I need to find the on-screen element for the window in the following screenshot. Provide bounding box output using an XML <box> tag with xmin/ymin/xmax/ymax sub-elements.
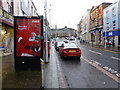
<box><xmin>28</xmin><ymin>0</ymin><xmax>29</xmax><ymax>8</ymax></box>
<box><xmin>106</xmin><ymin>10</ymin><xmax>109</xmax><ymax>20</ymax></box>
<box><xmin>7</xmin><ymin>1</ymin><xmax>12</xmax><ymax>14</ymax></box>
<box><xmin>112</xmin><ymin>7</ymin><xmax>116</xmax><ymax>17</ymax></box>
<box><xmin>106</xmin><ymin>23</ymin><xmax>110</xmax><ymax>30</ymax></box>
<box><xmin>31</xmin><ymin>6</ymin><xmax>33</xmax><ymax>15</ymax></box>
<box><xmin>106</xmin><ymin>26</ymin><xmax>109</xmax><ymax>30</ymax></box>
<box><xmin>112</xmin><ymin>20</ymin><xmax>116</xmax><ymax>29</ymax></box>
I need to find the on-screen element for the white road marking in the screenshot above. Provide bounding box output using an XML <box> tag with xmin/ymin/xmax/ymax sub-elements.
<box><xmin>111</xmin><ymin>57</ymin><xmax>120</xmax><ymax>61</ymax></box>
<box><xmin>89</xmin><ymin>50</ymin><xmax>102</xmax><ymax>55</ymax></box>
<box><xmin>81</xmin><ymin>56</ymin><xmax>83</xmax><ymax>58</ymax></box>
<box><xmin>116</xmin><ymin>74</ymin><xmax>120</xmax><ymax>77</ymax></box>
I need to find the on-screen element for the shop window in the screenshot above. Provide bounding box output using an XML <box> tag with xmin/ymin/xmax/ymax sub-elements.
<box><xmin>91</xmin><ymin>33</ymin><xmax>95</xmax><ymax>42</ymax></box>
<box><xmin>118</xmin><ymin>36</ymin><xmax>120</xmax><ymax>45</ymax></box>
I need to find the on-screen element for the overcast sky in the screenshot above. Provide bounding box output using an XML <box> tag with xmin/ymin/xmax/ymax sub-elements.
<box><xmin>33</xmin><ymin>0</ymin><xmax>118</xmax><ymax>30</ymax></box>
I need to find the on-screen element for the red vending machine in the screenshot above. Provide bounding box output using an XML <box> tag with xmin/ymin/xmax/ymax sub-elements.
<box><xmin>14</xmin><ymin>16</ymin><xmax>44</xmax><ymax>71</ymax></box>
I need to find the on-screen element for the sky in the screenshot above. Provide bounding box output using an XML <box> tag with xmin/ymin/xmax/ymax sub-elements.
<box><xmin>33</xmin><ymin>0</ymin><xmax>118</xmax><ymax>30</ymax></box>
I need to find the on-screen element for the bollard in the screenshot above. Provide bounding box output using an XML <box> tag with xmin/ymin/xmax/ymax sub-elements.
<box><xmin>40</xmin><ymin>58</ymin><xmax>45</xmax><ymax>88</ymax></box>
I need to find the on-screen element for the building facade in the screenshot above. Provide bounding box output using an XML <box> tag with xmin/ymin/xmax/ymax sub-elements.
<box><xmin>89</xmin><ymin>3</ymin><xmax>112</xmax><ymax>46</ymax></box>
<box><xmin>13</xmin><ymin>0</ymin><xmax>38</xmax><ymax>16</ymax></box>
<box><xmin>77</xmin><ymin>20</ymin><xmax>82</xmax><ymax>40</ymax></box>
<box><xmin>51</xmin><ymin>26</ymin><xmax>77</xmax><ymax>38</ymax></box>
<box><xmin>103</xmin><ymin>1</ymin><xmax>120</xmax><ymax>47</ymax></box>
<box><xmin>80</xmin><ymin>9</ymin><xmax>91</xmax><ymax>43</ymax></box>
<box><xmin>0</xmin><ymin>0</ymin><xmax>14</xmax><ymax>52</ymax></box>
<box><xmin>0</xmin><ymin>0</ymin><xmax>38</xmax><ymax>53</ymax></box>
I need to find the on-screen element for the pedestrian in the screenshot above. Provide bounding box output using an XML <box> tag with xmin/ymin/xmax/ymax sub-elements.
<box><xmin>109</xmin><ymin>40</ymin><xmax>112</xmax><ymax>47</ymax></box>
<box><xmin>83</xmin><ymin>40</ymin><xmax>85</xmax><ymax>44</ymax></box>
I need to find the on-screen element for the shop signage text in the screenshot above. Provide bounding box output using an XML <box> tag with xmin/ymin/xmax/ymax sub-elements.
<box><xmin>103</xmin><ymin>30</ymin><xmax>120</xmax><ymax>37</ymax></box>
<box><xmin>0</xmin><ymin>8</ymin><xmax>14</xmax><ymax>25</ymax></box>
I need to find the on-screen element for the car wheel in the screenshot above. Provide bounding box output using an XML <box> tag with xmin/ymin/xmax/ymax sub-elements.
<box><xmin>77</xmin><ymin>57</ymin><xmax>81</xmax><ymax>61</ymax></box>
<box><xmin>61</xmin><ymin>55</ymin><xmax>64</xmax><ymax>59</ymax></box>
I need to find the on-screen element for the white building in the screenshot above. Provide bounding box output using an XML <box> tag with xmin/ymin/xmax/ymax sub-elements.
<box><xmin>14</xmin><ymin>0</ymin><xmax>38</xmax><ymax>16</ymax></box>
<box><xmin>103</xmin><ymin>0</ymin><xmax>120</xmax><ymax>47</ymax></box>
<box><xmin>51</xmin><ymin>26</ymin><xmax>77</xmax><ymax>38</ymax></box>
<box><xmin>80</xmin><ymin>9</ymin><xmax>91</xmax><ymax>43</ymax></box>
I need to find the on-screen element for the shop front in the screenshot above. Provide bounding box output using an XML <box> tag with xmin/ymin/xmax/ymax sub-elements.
<box><xmin>0</xmin><ymin>8</ymin><xmax>14</xmax><ymax>53</ymax></box>
<box><xmin>89</xmin><ymin>30</ymin><xmax>96</xmax><ymax>42</ymax></box>
<box><xmin>102</xmin><ymin>30</ymin><xmax>120</xmax><ymax>47</ymax></box>
<box><xmin>89</xmin><ymin>30</ymin><xmax>96</xmax><ymax>46</ymax></box>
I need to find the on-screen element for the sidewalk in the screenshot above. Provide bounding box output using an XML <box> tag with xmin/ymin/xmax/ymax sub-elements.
<box><xmin>44</xmin><ymin>45</ymin><xmax>68</xmax><ymax>88</ymax></box>
<box><xmin>79</xmin><ymin>43</ymin><xmax>120</xmax><ymax>53</ymax></box>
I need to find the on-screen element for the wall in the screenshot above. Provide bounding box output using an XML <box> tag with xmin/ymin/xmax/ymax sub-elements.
<box><xmin>1</xmin><ymin>0</ymin><xmax>14</xmax><ymax>52</ymax></box>
<box><xmin>14</xmin><ymin>0</ymin><xmax>38</xmax><ymax>16</ymax></box>
<box><xmin>103</xmin><ymin>2</ymin><xmax>118</xmax><ymax>32</ymax></box>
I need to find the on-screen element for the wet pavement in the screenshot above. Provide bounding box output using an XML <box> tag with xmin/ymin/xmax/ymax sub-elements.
<box><xmin>44</xmin><ymin>44</ymin><xmax>68</xmax><ymax>88</ymax></box>
<box><xmin>2</xmin><ymin>54</ymin><xmax>42</xmax><ymax>89</ymax></box>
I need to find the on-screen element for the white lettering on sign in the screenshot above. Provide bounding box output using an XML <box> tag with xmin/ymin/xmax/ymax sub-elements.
<box><xmin>32</xmin><ymin>20</ymin><xmax>40</xmax><ymax>23</ymax></box>
<box><xmin>18</xmin><ymin>26</ymin><xmax>28</xmax><ymax>30</ymax></box>
<box><xmin>108</xmin><ymin>32</ymin><xmax>113</xmax><ymax>36</ymax></box>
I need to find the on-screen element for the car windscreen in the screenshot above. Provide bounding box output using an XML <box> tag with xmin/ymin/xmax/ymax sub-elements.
<box><xmin>64</xmin><ymin>44</ymin><xmax>77</xmax><ymax>49</ymax></box>
<box><xmin>57</xmin><ymin>42</ymin><xmax>64</xmax><ymax>46</ymax></box>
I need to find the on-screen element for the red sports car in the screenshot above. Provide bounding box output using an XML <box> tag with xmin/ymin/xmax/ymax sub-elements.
<box><xmin>59</xmin><ymin>43</ymin><xmax>81</xmax><ymax>60</ymax></box>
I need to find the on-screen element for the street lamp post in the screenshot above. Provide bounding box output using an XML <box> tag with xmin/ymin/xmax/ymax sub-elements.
<box><xmin>105</xmin><ymin>30</ymin><xmax>107</xmax><ymax>48</ymax></box>
<box><xmin>44</xmin><ymin>0</ymin><xmax>48</xmax><ymax>63</ymax></box>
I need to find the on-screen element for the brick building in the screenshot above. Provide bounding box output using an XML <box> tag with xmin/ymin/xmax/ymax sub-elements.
<box><xmin>89</xmin><ymin>3</ymin><xmax>112</xmax><ymax>46</ymax></box>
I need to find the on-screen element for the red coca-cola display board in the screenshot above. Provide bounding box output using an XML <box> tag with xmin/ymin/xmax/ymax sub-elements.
<box><xmin>14</xmin><ymin>16</ymin><xmax>43</xmax><ymax>58</ymax></box>
<box><xmin>14</xmin><ymin>16</ymin><xmax>43</xmax><ymax>71</ymax></box>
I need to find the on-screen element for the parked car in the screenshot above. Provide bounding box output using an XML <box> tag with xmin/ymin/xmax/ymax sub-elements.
<box><xmin>59</xmin><ymin>43</ymin><xmax>81</xmax><ymax>60</ymax></box>
<box><xmin>63</xmin><ymin>40</ymin><xmax>69</xmax><ymax>43</ymax></box>
<box><xmin>55</xmin><ymin>41</ymin><xmax>64</xmax><ymax>51</ymax></box>
<box><xmin>65</xmin><ymin>37</ymin><xmax>69</xmax><ymax>40</ymax></box>
<box><xmin>69</xmin><ymin>37</ymin><xmax>76</xmax><ymax>43</ymax></box>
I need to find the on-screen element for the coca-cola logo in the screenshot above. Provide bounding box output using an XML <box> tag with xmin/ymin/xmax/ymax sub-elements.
<box><xmin>32</xmin><ymin>20</ymin><xmax>40</xmax><ymax>23</ymax></box>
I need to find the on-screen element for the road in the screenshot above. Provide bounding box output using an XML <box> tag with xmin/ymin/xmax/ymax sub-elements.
<box><xmin>54</xmin><ymin>38</ymin><xmax>120</xmax><ymax>88</ymax></box>
<box><xmin>79</xmin><ymin>44</ymin><xmax>119</xmax><ymax>73</ymax></box>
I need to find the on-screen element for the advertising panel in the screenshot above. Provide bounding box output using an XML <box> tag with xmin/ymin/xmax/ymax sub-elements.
<box><xmin>14</xmin><ymin>16</ymin><xmax>43</xmax><ymax>58</ymax></box>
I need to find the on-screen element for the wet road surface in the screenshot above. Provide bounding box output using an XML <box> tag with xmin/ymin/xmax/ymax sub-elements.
<box><xmin>54</xmin><ymin>39</ymin><xmax>119</xmax><ymax>88</ymax></box>
<box><xmin>57</xmin><ymin>52</ymin><xmax>119</xmax><ymax>88</ymax></box>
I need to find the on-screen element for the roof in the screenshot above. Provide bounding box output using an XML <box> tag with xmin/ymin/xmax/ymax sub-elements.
<box><xmin>64</xmin><ymin>43</ymin><xmax>78</xmax><ymax>49</ymax></box>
